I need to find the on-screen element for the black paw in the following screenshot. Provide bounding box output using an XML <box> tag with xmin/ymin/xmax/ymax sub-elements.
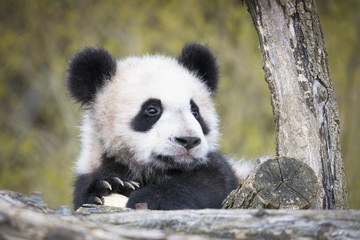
<box><xmin>88</xmin><ymin>177</ymin><xmax>140</xmax><ymax>205</ymax></box>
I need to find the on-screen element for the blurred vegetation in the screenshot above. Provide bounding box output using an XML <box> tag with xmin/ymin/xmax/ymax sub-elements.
<box><xmin>0</xmin><ymin>0</ymin><xmax>359</xmax><ymax>209</ymax></box>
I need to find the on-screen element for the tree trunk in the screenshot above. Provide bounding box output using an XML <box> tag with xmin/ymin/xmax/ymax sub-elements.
<box><xmin>244</xmin><ymin>0</ymin><xmax>348</xmax><ymax>209</ymax></box>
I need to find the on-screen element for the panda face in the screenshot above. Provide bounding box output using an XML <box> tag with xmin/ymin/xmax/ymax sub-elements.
<box><xmin>92</xmin><ymin>55</ymin><xmax>219</xmax><ymax>170</ymax></box>
<box><xmin>67</xmin><ymin>44</ymin><xmax>220</xmax><ymax>174</ymax></box>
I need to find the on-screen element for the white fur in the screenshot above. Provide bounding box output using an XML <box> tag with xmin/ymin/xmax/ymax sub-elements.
<box><xmin>75</xmin><ymin>113</ymin><xmax>102</xmax><ymax>174</ymax></box>
<box><xmin>75</xmin><ymin>55</ymin><xmax>219</xmax><ymax>176</ymax></box>
<box><xmin>227</xmin><ymin>157</ymin><xmax>255</xmax><ymax>181</ymax></box>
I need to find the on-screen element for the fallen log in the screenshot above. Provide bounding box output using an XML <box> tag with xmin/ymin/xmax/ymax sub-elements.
<box><xmin>1</xmin><ymin>189</ymin><xmax>359</xmax><ymax>240</ymax></box>
<box><xmin>223</xmin><ymin>157</ymin><xmax>318</xmax><ymax>209</ymax></box>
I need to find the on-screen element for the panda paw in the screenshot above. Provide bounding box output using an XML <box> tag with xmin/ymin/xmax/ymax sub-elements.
<box><xmin>90</xmin><ymin>177</ymin><xmax>140</xmax><ymax>205</ymax></box>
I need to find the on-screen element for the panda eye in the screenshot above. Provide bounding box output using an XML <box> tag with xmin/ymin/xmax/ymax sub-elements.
<box><xmin>145</xmin><ymin>105</ymin><xmax>160</xmax><ymax>117</ymax></box>
<box><xmin>191</xmin><ymin>108</ymin><xmax>199</xmax><ymax>119</ymax></box>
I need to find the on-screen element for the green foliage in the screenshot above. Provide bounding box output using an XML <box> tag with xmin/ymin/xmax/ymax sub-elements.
<box><xmin>0</xmin><ymin>0</ymin><xmax>358</xmax><ymax>208</ymax></box>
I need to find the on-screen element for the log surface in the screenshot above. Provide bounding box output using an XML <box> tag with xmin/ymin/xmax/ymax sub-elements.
<box><xmin>223</xmin><ymin>157</ymin><xmax>318</xmax><ymax>209</ymax></box>
<box><xmin>1</xmin><ymin>190</ymin><xmax>359</xmax><ymax>240</ymax></box>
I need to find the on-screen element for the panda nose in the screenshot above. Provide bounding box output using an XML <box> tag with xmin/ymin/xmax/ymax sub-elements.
<box><xmin>175</xmin><ymin>136</ymin><xmax>201</xmax><ymax>150</ymax></box>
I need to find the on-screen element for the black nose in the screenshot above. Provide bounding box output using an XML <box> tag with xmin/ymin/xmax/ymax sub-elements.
<box><xmin>175</xmin><ymin>136</ymin><xmax>201</xmax><ymax>150</ymax></box>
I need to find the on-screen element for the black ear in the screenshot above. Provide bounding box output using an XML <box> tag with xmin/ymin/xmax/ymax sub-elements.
<box><xmin>66</xmin><ymin>47</ymin><xmax>117</xmax><ymax>105</ymax></box>
<box><xmin>178</xmin><ymin>43</ymin><xmax>219</xmax><ymax>94</ymax></box>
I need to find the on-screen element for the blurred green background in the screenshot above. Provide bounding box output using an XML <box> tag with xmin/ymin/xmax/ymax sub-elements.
<box><xmin>0</xmin><ymin>0</ymin><xmax>359</xmax><ymax>209</ymax></box>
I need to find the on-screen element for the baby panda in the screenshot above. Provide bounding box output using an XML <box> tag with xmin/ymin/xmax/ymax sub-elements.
<box><xmin>67</xmin><ymin>43</ymin><xmax>239</xmax><ymax>210</ymax></box>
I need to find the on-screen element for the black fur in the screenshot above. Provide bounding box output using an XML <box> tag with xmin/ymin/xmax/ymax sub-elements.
<box><xmin>178</xmin><ymin>43</ymin><xmax>219</xmax><ymax>94</ymax></box>
<box><xmin>73</xmin><ymin>152</ymin><xmax>238</xmax><ymax>210</ymax></box>
<box><xmin>131</xmin><ymin>98</ymin><xmax>163</xmax><ymax>132</ymax></box>
<box><xmin>66</xmin><ymin>47</ymin><xmax>117</xmax><ymax>105</ymax></box>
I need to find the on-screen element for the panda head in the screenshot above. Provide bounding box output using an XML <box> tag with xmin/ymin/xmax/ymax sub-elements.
<box><xmin>67</xmin><ymin>43</ymin><xmax>220</xmax><ymax>171</ymax></box>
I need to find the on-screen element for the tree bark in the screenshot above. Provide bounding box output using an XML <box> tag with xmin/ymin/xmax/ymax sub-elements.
<box><xmin>1</xmin><ymin>190</ymin><xmax>359</xmax><ymax>240</ymax></box>
<box><xmin>244</xmin><ymin>0</ymin><xmax>348</xmax><ymax>209</ymax></box>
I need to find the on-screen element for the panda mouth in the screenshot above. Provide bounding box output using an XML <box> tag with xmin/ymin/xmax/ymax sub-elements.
<box><xmin>155</xmin><ymin>154</ymin><xmax>198</xmax><ymax>164</ymax></box>
<box><xmin>156</xmin><ymin>155</ymin><xmax>175</xmax><ymax>163</ymax></box>
<box><xmin>154</xmin><ymin>153</ymin><xmax>206</xmax><ymax>170</ymax></box>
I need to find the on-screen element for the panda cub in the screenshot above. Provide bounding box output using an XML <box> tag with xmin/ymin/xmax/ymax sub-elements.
<box><xmin>67</xmin><ymin>43</ymin><xmax>239</xmax><ymax>210</ymax></box>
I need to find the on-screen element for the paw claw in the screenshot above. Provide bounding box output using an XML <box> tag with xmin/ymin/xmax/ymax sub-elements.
<box><xmin>112</xmin><ymin>177</ymin><xmax>124</xmax><ymax>186</ymax></box>
<box><xmin>129</xmin><ymin>181</ymin><xmax>140</xmax><ymax>188</ymax></box>
<box><xmin>124</xmin><ymin>181</ymin><xmax>135</xmax><ymax>190</ymax></box>
<box><xmin>94</xmin><ymin>196</ymin><xmax>103</xmax><ymax>205</ymax></box>
<box><xmin>101</xmin><ymin>180</ymin><xmax>112</xmax><ymax>191</ymax></box>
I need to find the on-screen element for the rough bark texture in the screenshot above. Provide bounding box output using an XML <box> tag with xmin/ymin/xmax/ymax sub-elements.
<box><xmin>82</xmin><ymin>208</ymin><xmax>360</xmax><ymax>240</ymax></box>
<box><xmin>244</xmin><ymin>0</ymin><xmax>348</xmax><ymax>209</ymax></box>
<box><xmin>1</xmin><ymin>190</ymin><xmax>360</xmax><ymax>240</ymax></box>
<box><xmin>222</xmin><ymin>157</ymin><xmax>318</xmax><ymax>209</ymax></box>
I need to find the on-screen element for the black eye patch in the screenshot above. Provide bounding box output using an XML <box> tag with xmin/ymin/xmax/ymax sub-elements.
<box><xmin>190</xmin><ymin>100</ymin><xmax>210</xmax><ymax>135</ymax></box>
<box><xmin>131</xmin><ymin>98</ymin><xmax>163</xmax><ymax>132</ymax></box>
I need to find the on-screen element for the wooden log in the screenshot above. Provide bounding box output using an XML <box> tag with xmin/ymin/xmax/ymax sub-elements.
<box><xmin>1</xmin><ymin>190</ymin><xmax>359</xmax><ymax>240</ymax></box>
<box><xmin>223</xmin><ymin>157</ymin><xmax>318</xmax><ymax>209</ymax></box>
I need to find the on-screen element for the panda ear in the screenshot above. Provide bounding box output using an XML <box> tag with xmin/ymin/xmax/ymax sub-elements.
<box><xmin>178</xmin><ymin>43</ymin><xmax>219</xmax><ymax>94</ymax></box>
<box><xmin>66</xmin><ymin>47</ymin><xmax>117</xmax><ymax>105</ymax></box>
